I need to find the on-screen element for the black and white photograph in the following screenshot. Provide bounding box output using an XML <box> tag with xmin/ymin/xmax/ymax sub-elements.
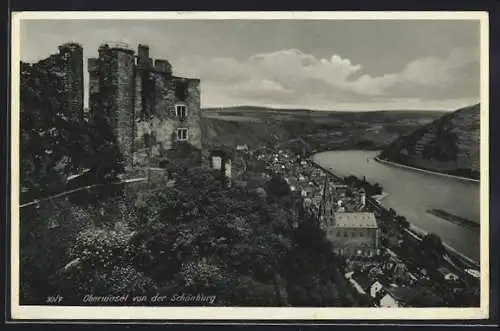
<box><xmin>10</xmin><ymin>11</ymin><xmax>489</xmax><ymax>320</ymax></box>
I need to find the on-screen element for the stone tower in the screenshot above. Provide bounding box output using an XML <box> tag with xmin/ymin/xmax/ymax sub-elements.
<box><xmin>88</xmin><ymin>42</ymin><xmax>202</xmax><ymax>168</ymax></box>
<box><xmin>34</xmin><ymin>42</ymin><xmax>84</xmax><ymax>121</ymax></box>
<box><xmin>89</xmin><ymin>42</ymin><xmax>136</xmax><ymax>166</ymax></box>
<box><xmin>57</xmin><ymin>42</ymin><xmax>84</xmax><ymax>121</ymax></box>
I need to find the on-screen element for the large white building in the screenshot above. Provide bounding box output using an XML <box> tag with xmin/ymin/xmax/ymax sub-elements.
<box><xmin>324</xmin><ymin>212</ymin><xmax>380</xmax><ymax>257</ymax></box>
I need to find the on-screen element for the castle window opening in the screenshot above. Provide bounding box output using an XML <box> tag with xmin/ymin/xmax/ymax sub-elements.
<box><xmin>175</xmin><ymin>81</ymin><xmax>189</xmax><ymax>101</ymax></box>
<box><xmin>176</xmin><ymin>128</ymin><xmax>188</xmax><ymax>141</ymax></box>
<box><xmin>175</xmin><ymin>104</ymin><xmax>187</xmax><ymax>118</ymax></box>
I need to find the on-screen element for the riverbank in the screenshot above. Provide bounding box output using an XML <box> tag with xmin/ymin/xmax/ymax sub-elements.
<box><xmin>404</xmin><ymin>221</ymin><xmax>479</xmax><ymax>268</ymax></box>
<box><xmin>374</xmin><ymin>156</ymin><xmax>479</xmax><ymax>184</ymax></box>
<box><xmin>372</xmin><ymin>192</ymin><xmax>389</xmax><ymax>202</ymax></box>
<box><xmin>427</xmin><ymin>209</ymin><xmax>479</xmax><ymax>231</ymax></box>
<box><xmin>311</xmin><ymin>153</ymin><xmax>479</xmax><ymax>267</ymax></box>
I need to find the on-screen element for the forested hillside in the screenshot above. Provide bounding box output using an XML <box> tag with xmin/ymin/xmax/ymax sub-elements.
<box><xmin>379</xmin><ymin>104</ymin><xmax>480</xmax><ymax>180</ymax></box>
<box><xmin>20</xmin><ymin>62</ymin><xmax>123</xmax><ymax>201</ymax></box>
<box><xmin>201</xmin><ymin>109</ymin><xmax>444</xmax><ymax>158</ymax></box>
<box><xmin>21</xmin><ymin>166</ymin><xmax>369</xmax><ymax>306</ymax></box>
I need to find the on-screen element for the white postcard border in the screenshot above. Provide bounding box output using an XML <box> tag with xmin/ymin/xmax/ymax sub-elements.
<box><xmin>10</xmin><ymin>11</ymin><xmax>490</xmax><ymax>321</ymax></box>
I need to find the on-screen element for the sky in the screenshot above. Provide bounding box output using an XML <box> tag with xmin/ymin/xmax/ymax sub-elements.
<box><xmin>19</xmin><ymin>19</ymin><xmax>481</xmax><ymax>111</ymax></box>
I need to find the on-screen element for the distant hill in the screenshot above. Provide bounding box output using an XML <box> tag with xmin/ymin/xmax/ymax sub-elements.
<box><xmin>203</xmin><ymin>105</ymin><xmax>445</xmax><ymax>114</ymax></box>
<box><xmin>378</xmin><ymin>104</ymin><xmax>480</xmax><ymax>180</ymax></box>
<box><xmin>201</xmin><ymin>107</ymin><xmax>445</xmax><ymax>163</ymax></box>
<box><xmin>203</xmin><ymin>106</ymin><xmax>445</xmax><ymax>123</ymax></box>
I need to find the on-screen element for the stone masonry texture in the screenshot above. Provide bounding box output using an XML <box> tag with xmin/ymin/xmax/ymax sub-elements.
<box><xmin>33</xmin><ymin>43</ymin><xmax>84</xmax><ymax>121</ymax></box>
<box><xmin>89</xmin><ymin>43</ymin><xmax>202</xmax><ymax>168</ymax></box>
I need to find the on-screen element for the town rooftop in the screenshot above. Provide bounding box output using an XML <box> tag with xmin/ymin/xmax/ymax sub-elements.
<box><xmin>334</xmin><ymin>212</ymin><xmax>378</xmax><ymax>228</ymax></box>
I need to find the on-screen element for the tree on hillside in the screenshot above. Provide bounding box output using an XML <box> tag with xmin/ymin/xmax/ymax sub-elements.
<box><xmin>344</xmin><ymin>175</ymin><xmax>359</xmax><ymax>187</ymax></box>
<box><xmin>88</xmin><ymin>113</ymin><xmax>125</xmax><ymax>180</ymax></box>
<box><xmin>281</xmin><ymin>217</ymin><xmax>348</xmax><ymax>306</ymax></box>
<box><xmin>371</xmin><ymin>183</ymin><xmax>383</xmax><ymax>195</ymax></box>
<box><xmin>41</xmin><ymin>165</ymin><xmax>350</xmax><ymax>306</ymax></box>
<box><xmin>265</xmin><ymin>175</ymin><xmax>291</xmax><ymax>202</ymax></box>
<box><xmin>420</xmin><ymin>233</ymin><xmax>445</xmax><ymax>269</ymax></box>
<box><xmin>20</xmin><ymin>63</ymin><xmax>125</xmax><ymax>197</ymax></box>
<box><xmin>128</xmin><ymin>167</ymin><xmax>298</xmax><ymax>305</ymax></box>
<box><xmin>394</xmin><ymin>215</ymin><xmax>410</xmax><ymax>230</ymax></box>
<box><xmin>20</xmin><ymin>64</ymin><xmax>69</xmax><ymax>195</ymax></box>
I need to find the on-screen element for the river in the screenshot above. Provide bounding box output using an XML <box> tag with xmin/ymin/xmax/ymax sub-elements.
<box><xmin>312</xmin><ymin>150</ymin><xmax>481</xmax><ymax>263</ymax></box>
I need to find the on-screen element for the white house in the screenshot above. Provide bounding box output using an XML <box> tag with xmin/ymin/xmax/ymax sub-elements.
<box><xmin>465</xmin><ymin>269</ymin><xmax>480</xmax><ymax>279</ymax></box>
<box><xmin>444</xmin><ymin>273</ymin><xmax>459</xmax><ymax>281</ymax></box>
<box><xmin>379</xmin><ymin>292</ymin><xmax>400</xmax><ymax>308</ymax></box>
<box><xmin>370</xmin><ymin>281</ymin><xmax>384</xmax><ymax>298</ymax></box>
<box><xmin>437</xmin><ymin>267</ymin><xmax>459</xmax><ymax>281</ymax></box>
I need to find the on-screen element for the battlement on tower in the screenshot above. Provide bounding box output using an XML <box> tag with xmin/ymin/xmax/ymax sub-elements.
<box><xmin>58</xmin><ymin>42</ymin><xmax>82</xmax><ymax>52</ymax></box>
<box><xmin>99</xmin><ymin>41</ymin><xmax>135</xmax><ymax>54</ymax></box>
<box><xmin>154</xmin><ymin>59</ymin><xmax>172</xmax><ymax>74</ymax></box>
<box><xmin>88</xmin><ymin>41</ymin><xmax>202</xmax><ymax>168</ymax></box>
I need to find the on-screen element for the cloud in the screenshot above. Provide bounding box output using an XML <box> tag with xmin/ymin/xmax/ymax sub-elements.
<box><xmin>175</xmin><ymin>46</ymin><xmax>479</xmax><ymax>110</ymax></box>
<box><xmin>351</xmin><ymin>47</ymin><xmax>479</xmax><ymax>98</ymax></box>
<box><xmin>19</xmin><ymin>19</ymin><xmax>480</xmax><ymax>111</ymax></box>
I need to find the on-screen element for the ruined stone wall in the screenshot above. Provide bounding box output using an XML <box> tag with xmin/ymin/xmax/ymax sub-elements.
<box><xmin>114</xmin><ymin>50</ymin><xmax>135</xmax><ymax>166</ymax></box>
<box><xmin>90</xmin><ymin>45</ymin><xmax>202</xmax><ymax>168</ymax></box>
<box><xmin>88</xmin><ymin>58</ymin><xmax>100</xmax><ymax>122</ymax></box>
<box><xmin>133</xmin><ymin>70</ymin><xmax>176</xmax><ymax>166</ymax></box>
<box><xmin>153</xmin><ymin>72</ymin><xmax>176</xmax><ymax>123</ymax></box>
<box><xmin>132</xmin><ymin>68</ymin><xmax>148</xmax><ymax>166</ymax></box>
<box><xmin>58</xmin><ymin>44</ymin><xmax>84</xmax><ymax>120</ymax></box>
<box><xmin>183</xmin><ymin>78</ymin><xmax>202</xmax><ymax>151</ymax></box>
<box><xmin>97</xmin><ymin>49</ymin><xmax>118</xmax><ymax>126</ymax></box>
<box><xmin>36</xmin><ymin>45</ymin><xmax>84</xmax><ymax>122</ymax></box>
<box><xmin>95</xmin><ymin>47</ymin><xmax>136</xmax><ymax>166</ymax></box>
<box><xmin>70</xmin><ymin>46</ymin><xmax>84</xmax><ymax>120</ymax></box>
<box><xmin>133</xmin><ymin>69</ymin><xmax>143</xmax><ymax>123</ymax></box>
<box><xmin>131</xmin><ymin>68</ymin><xmax>144</xmax><ymax>164</ymax></box>
<box><xmin>133</xmin><ymin>71</ymin><xmax>202</xmax><ymax>167</ymax></box>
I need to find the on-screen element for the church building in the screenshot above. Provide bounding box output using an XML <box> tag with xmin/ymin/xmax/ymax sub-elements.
<box><xmin>324</xmin><ymin>212</ymin><xmax>380</xmax><ymax>258</ymax></box>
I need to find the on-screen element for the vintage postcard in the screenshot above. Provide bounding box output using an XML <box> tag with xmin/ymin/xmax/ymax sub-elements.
<box><xmin>10</xmin><ymin>11</ymin><xmax>489</xmax><ymax>321</ymax></box>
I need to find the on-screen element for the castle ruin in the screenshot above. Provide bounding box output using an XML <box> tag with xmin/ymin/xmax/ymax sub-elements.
<box><xmin>88</xmin><ymin>42</ymin><xmax>202</xmax><ymax>167</ymax></box>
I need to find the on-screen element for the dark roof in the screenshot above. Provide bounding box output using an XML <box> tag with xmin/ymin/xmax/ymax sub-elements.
<box><xmin>352</xmin><ymin>272</ymin><xmax>376</xmax><ymax>291</ymax></box>
<box><xmin>209</xmin><ymin>149</ymin><xmax>230</xmax><ymax>158</ymax></box>
<box><xmin>385</xmin><ymin>286</ymin><xmax>420</xmax><ymax>304</ymax></box>
<box><xmin>385</xmin><ymin>286</ymin><xmax>443</xmax><ymax>306</ymax></box>
<box><xmin>437</xmin><ymin>267</ymin><xmax>458</xmax><ymax>279</ymax></box>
